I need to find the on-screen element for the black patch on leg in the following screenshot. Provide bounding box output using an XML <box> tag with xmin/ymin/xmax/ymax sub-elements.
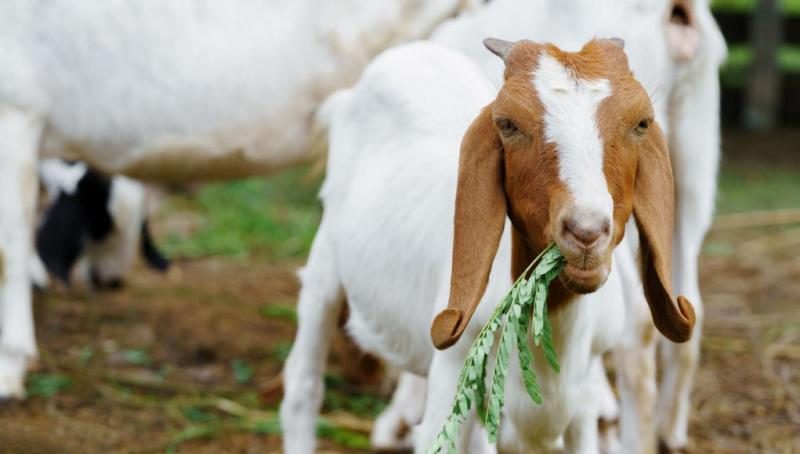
<box><xmin>140</xmin><ymin>219</ymin><xmax>169</xmax><ymax>271</ymax></box>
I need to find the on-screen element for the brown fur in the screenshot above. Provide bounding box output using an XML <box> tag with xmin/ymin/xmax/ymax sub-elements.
<box><xmin>431</xmin><ymin>39</ymin><xmax>695</xmax><ymax>349</ymax></box>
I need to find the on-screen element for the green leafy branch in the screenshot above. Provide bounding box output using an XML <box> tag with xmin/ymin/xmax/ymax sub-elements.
<box><xmin>429</xmin><ymin>244</ymin><xmax>565</xmax><ymax>453</ymax></box>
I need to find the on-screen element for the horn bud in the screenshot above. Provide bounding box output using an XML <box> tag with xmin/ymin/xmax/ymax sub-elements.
<box><xmin>483</xmin><ymin>37</ymin><xmax>514</xmax><ymax>61</ymax></box>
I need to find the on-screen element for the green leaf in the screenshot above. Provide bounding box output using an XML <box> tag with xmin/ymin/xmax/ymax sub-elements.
<box><xmin>485</xmin><ymin>317</ymin><xmax>515</xmax><ymax>442</ymax></box>
<box><xmin>542</xmin><ymin>306</ymin><xmax>560</xmax><ymax>373</ymax></box>
<box><xmin>515</xmin><ymin>306</ymin><xmax>543</xmax><ymax>405</ymax></box>
<box><xmin>519</xmin><ymin>278</ymin><xmax>535</xmax><ymax>305</ymax></box>
<box><xmin>532</xmin><ymin>281</ymin><xmax>547</xmax><ymax>342</ymax></box>
<box><xmin>429</xmin><ymin>243</ymin><xmax>565</xmax><ymax>452</ymax></box>
<box><xmin>473</xmin><ymin>351</ymin><xmax>488</xmax><ymax>421</ymax></box>
<box><xmin>26</xmin><ymin>373</ymin><xmax>72</xmax><ymax>398</ymax></box>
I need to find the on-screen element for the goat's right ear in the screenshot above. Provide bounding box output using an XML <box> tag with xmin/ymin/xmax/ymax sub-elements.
<box><xmin>633</xmin><ymin>122</ymin><xmax>696</xmax><ymax>343</ymax></box>
<box><xmin>431</xmin><ymin>103</ymin><xmax>506</xmax><ymax>349</ymax></box>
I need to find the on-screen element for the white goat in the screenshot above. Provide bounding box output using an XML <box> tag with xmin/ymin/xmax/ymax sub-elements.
<box><xmin>0</xmin><ymin>0</ymin><xmax>471</xmax><ymax>398</ymax></box>
<box><xmin>281</xmin><ymin>38</ymin><xmax>696</xmax><ymax>453</ymax></box>
<box><xmin>373</xmin><ymin>1</ymin><xmax>727</xmax><ymax>451</ymax></box>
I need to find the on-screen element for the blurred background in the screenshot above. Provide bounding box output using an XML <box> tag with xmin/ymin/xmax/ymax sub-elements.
<box><xmin>0</xmin><ymin>1</ymin><xmax>797</xmax><ymax>452</ymax></box>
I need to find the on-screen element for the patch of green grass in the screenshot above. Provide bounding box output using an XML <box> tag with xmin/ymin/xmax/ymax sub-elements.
<box><xmin>259</xmin><ymin>303</ymin><xmax>298</xmax><ymax>324</ymax></box>
<box><xmin>231</xmin><ymin>359</ymin><xmax>254</xmax><ymax>385</ymax></box>
<box><xmin>166</xmin><ymin>415</ymin><xmax>368</xmax><ymax>452</ymax></box>
<box><xmin>323</xmin><ymin>374</ymin><xmax>388</xmax><ymax>418</ymax></box>
<box><xmin>26</xmin><ymin>373</ymin><xmax>73</xmax><ymax>398</ymax></box>
<box><xmin>161</xmin><ymin>166</ymin><xmax>322</xmax><ymax>261</ymax></box>
<box><xmin>316</xmin><ymin>419</ymin><xmax>371</xmax><ymax>450</ymax></box>
<box><xmin>712</xmin><ymin>0</ymin><xmax>800</xmax><ymax>14</ymax></box>
<box><xmin>717</xmin><ymin>164</ymin><xmax>800</xmax><ymax>214</ymax></box>
<box><xmin>122</xmin><ymin>349</ymin><xmax>152</xmax><ymax>366</ymax></box>
<box><xmin>270</xmin><ymin>341</ymin><xmax>293</xmax><ymax>362</ymax></box>
<box><xmin>182</xmin><ymin>406</ymin><xmax>218</xmax><ymax>424</ymax></box>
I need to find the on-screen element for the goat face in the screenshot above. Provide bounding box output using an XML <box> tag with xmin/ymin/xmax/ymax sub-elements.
<box><xmin>431</xmin><ymin>38</ymin><xmax>695</xmax><ymax>349</ymax></box>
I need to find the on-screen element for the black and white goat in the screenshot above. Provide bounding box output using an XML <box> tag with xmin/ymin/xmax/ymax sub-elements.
<box><xmin>37</xmin><ymin>160</ymin><xmax>169</xmax><ymax>289</ymax></box>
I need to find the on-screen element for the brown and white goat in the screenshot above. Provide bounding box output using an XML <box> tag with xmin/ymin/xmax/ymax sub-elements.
<box><xmin>281</xmin><ymin>38</ymin><xmax>695</xmax><ymax>453</ymax></box>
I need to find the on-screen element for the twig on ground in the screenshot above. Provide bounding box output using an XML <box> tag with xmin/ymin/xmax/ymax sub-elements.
<box><xmin>712</xmin><ymin>208</ymin><xmax>800</xmax><ymax>231</ymax></box>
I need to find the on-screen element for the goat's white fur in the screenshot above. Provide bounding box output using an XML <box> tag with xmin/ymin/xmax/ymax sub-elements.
<box><xmin>280</xmin><ymin>40</ymin><xmax>631</xmax><ymax>453</ymax></box>
<box><xmin>371</xmin><ymin>372</ymin><xmax>427</xmax><ymax>449</ymax></box>
<box><xmin>368</xmin><ymin>1</ymin><xmax>726</xmax><ymax>451</ymax></box>
<box><xmin>85</xmin><ymin>175</ymin><xmax>147</xmax><ymax>285</ymax></box>
<box><xmin>0</xmin><ymin>0</ymin><xmax>466</xmax><ymax>398</ymax></box>
<box><xmin>0</xmin><ymin>108</ymin><xmax>41</xmax><ymax>398</ymax></box>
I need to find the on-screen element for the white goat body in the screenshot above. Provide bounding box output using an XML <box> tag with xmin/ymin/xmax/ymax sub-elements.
<box><xmin>0</xmin><ymin>0</ymin><xmax>467</xmax><ymax>398</ymax></box>
<box><xmin>372</xmin><ymin>1</ymin><xmax>728</xmax><ymax>450</ymax></box>
<box><xmin>1</xmin><ymin>0</ymin><xmax>462</xmax><ymax>181</ymax></box>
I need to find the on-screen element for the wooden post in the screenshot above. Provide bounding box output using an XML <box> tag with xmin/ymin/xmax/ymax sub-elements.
<box><xmin>745</xmin><ymin>0</ymin><xmax>783</xmax><ymax>130</ymax></box>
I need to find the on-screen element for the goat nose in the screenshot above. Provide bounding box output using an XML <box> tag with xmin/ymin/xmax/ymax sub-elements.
<box><xmin>563</xmin><ymin>217</ymin><xmax>610</xmax><ymax>248</ymax></box>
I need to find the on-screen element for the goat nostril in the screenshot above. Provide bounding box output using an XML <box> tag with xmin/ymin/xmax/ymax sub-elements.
<box><xmin>563</xmin><ymin>218</ymin><xmax>607</xmax><ymax>248</ymax></box>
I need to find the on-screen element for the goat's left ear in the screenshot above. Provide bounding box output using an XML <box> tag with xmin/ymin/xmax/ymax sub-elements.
<box><xmin>431</xmin><ymin>103</ymin><xmax>506</xmax><ymax>350</ymax></box>
<box><xmin>633</xmin><ymin>122</ymin><xmax>696</xmax><ymax>343</ymax></box>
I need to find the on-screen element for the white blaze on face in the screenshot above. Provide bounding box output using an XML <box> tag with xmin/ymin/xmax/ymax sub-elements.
<box><xmin>532</xmin><ymin>52</ymin><xmax>614</xmax><ymax>229</ymax></box>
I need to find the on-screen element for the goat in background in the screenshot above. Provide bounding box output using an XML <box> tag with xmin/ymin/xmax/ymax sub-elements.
<box><xmin>0</xmin><ymin>0</ymin><xmax>470</xmax><ymax>398</ymax></box>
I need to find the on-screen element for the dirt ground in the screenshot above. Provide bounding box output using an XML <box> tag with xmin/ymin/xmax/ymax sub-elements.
<box><xmin>1</xmin><ymin>219</ymin><xmax>798</xmax><ymax>453</ymax></box>
<box><xmin>1</xmin><ymin>136</ymin><xmax>799</xmax><ymax>453</ymax></box>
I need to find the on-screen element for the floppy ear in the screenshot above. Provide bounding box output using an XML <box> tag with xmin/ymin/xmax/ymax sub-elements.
<box><xmin>431</xmin><ymin>103</ymin><xmax>506</xmax><ymax>349</ymax></box>
<box><xmin>633</xmin><ymin>122</ymin><xmax>696</xmax><ymax>343</ymax></box>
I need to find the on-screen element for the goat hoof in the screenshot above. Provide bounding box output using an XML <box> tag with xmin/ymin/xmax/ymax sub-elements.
<box><xmin>0</xmin><ymin>353</ymin><xmax>28</xmax><ymax>400</ymax></box>
<box><xmin>658</xmin><ymin>439</ymin><xmax>689</xmax><ymax>454</ymax></box>
<box><xmin>598</xmin><ymin>417</ymin><xmax>620</xmax><ymax>454</ymax></box>
<box><xmin>0</xmin><ymin>376</ymin><xmax>26</xmax><ymax>401</ymax></box>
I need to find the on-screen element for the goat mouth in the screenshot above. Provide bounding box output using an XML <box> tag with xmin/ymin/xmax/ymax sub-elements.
<box><xmin>560</xmin><ymin>263</ymin><xmax>607</xmax><ymax>294</ymax></box>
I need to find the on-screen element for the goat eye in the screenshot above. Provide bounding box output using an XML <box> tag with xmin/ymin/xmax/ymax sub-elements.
<box><xmin>495</xmin><ymin>118</ymin><xmax>519</xmax><ymax>137</ymax></box>
<box><xmin>635</xmin><ymin>119</ymin><xmax>650</xmax><ymax>134</ymax></box>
